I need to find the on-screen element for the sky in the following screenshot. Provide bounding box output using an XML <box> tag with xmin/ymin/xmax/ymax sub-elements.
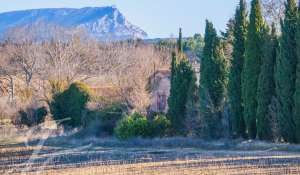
<box><xmin>0</xmin><ymin>0</ymin><xmax>240</xmax><ymax>38</ymax></box>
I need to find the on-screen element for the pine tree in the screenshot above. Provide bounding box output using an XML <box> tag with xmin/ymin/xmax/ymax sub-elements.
<box><xmin>168</xmin><ymin>28</ymin><xmax>196</xmax><ymax>135</ymax></box>
<box><xmin>242</xmin><ymin>0</ymin><xmax>265</xmax><ymax>139</ymax></box>
<box><xmin>256</xmin><ymin>24</ymin><xmax>278</xmax><ymax>141</ymax></box>
<box><xmin>200</xmin><ymin>20</ymin><xmax>228</xmax><ymax>138</ymax></box>
<box><xmin>293</xmin><ymin>0</ymin><xmax>300</xmax><ymax>143</ymax></box>
<box><xmin>228</xmin><ymin>0</ymin><xmax>247</xmax><ymax>138</ymax></box>
<box><xmin>276</xmin><ymin>0</ymin><xmax>298</xmax><ymax>143</ymax></box>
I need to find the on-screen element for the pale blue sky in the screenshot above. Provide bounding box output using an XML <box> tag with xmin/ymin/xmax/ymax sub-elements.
<box><xmin>0</xmin><ymin>0</ymin><xmax>241</xmax><ymax>38</ymax></box>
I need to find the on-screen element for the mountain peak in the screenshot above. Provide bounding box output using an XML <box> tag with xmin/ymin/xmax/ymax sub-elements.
<box><xmin>0</xmin><ymin>6</ymin><xmax>148</xmax><ymax>41</ymax></box>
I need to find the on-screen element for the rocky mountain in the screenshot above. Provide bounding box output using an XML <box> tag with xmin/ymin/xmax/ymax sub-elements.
<box><xmin>0</xmin><ymin>6</ymin><xmax>148</xmax><ymax>41</ymax></box>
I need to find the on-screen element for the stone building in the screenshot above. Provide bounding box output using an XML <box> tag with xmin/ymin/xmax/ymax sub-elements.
<box><xmin>148</xmin><ymin>69</ymin><xmax>171</xmax><ymax>114</ymax></box>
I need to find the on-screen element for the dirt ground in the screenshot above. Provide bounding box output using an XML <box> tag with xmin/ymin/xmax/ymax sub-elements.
<box><xmin>1</xmin><ymin>135</ymin><xmax>300</xmax><ymax>175</ymax></box>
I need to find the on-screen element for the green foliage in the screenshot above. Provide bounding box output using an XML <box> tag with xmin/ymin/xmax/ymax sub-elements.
<box><xmin>178</xmin><ymin>28</ymin><xmax>183</xmax><ymax>53</ymax></box>
<box><xmin>275</xmin><ymin>0</ymin><xmax>298</xmax><ymax>143</ymax></box>
<box><xmin>50</xmin><ymin>82</ymin><xmax>91</xmax><ymax>128</ymax></box>
<box><xmin>167</xmin><ymin>29</ymin><xmax>196</xmax><ymax>135</ymax></box>
<box><xmin>201</xmin><ymin>21</ymin><xmax>228</xmax><ymax>108</ymax></box>
<box><xmin>152</xmin><ymin>115</ymin><xmax>171</xmax><ymax>137</ymax></box>
<box><xmin>114</xmin><ymin>112</ymin><xmax>153</xmax><ymax>140</ymax></box>
<box><xmin>81</xmin><ymin>103</ymin><xmax>127</xmax><ymax>136</ymax></box>
<box><xmin>114</xmin><ymin>113</ymin><xmax>171</xmax><ymax>140</ymax></box>
<box><xmin>200</xmin><ymin>20</ymin><xmax>228</xmax><ymax>138</ymax></box>
<box><xmin>170</xmin><ymin>51</ymin><xmax>177</xmax><ymax>85</ymax></box>
<box><xmin>256</xmin><ymin>25</ymin><xmax>278</xmax><ymax>141</ymax></box>
<box><xmin>228</xmin><ymin>0</ymin><xmax>247</xmax><ymax>138</ymax></box>
<box><xmin>183</xmin><ymin>34</ymin><xmax>204</xmax><ymax>58</ymax></box>
<box><xmin>98</xmin><ymin>103</ymin><xmax>127</xmax><ymax>135</ymax></box>
<box><xmin>168</xmin><ymin>59</ymin><xmax>195</xmax><ymax>135</ymax></box>
<box><xmin>242</xmin><ymin>0</ymin><xmax>265</xmax><ymax>139</ymax></box>
<box><xmin>294</xmin><ymin>0</ymin><xmax>300</xmax><ymax>143</ymax></box>
<box><xmin>16</xmin><ymin>106</ymin><xmax>48</xmax><ymax>127</ymax></box>
<box><xmin>184</xmin><ymin>72</ymin><xmax>199</xmax><ymax>134</ymax></box>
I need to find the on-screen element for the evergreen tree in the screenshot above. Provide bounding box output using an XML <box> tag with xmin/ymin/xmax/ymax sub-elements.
<box><xmin>294</xmin><ymin>0</ymin><xmax>300</xmax><ymax>143</ymax></box>
<box><xmin>168</xmin><ymin>28</ymin><xmax>196</xmax><ymax>135</ymax></box>
<box><xmin>184</xmin><ymin>68</ymin><xmax>198</xmax><ymax>134</ymax></box>
<box><xmin>242</xmin><ymin>0</ymin><xmax>265</xmax><ymax>139</ymax></box>
<box><xmin>178</xmin><ymin>28</ymin><xmax>183</xmax><ymax>53</ymax></box>
<box><xmin>276</xmin><ymin>0</ymin><xmax>298</xmax><ymax>143</ymax></box>
<box><xmin>170</xmin><ymin>51</ymin><xmax>176</xmax><ymax>85</ymax></box>
<box><xmin>200</xmin><ymin>20</ymin><xmax>228</xmax><ymax>138</ymax></box>
<box><xmin>228</xmin><ymin>0</ymin><xmax>247</xmax><ymax>138</ymax></box>
<box><xmin>170</xmin><ymin>60</ymin><xmax>195</xmax><ymax>134</ymax></box>
<box><xmin>256</xmin><ymin>24</ymin><xmax>278</xmax><ymax>141</ymax></box>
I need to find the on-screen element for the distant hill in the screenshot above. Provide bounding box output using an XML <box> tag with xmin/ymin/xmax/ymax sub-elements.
<box><xmin>0</xmin><ymin>6</ymin><xmax>148</xmax><ymax>41</ymax></box>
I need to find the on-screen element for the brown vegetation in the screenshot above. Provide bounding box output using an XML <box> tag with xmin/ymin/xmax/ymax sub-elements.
<box><xmin>0</xmin><ymin>28</ymin><xmax>170</xmax><ymax>124</ymax></box>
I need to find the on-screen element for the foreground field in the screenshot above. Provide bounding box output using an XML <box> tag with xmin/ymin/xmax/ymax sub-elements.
<box><xmin>1</xmin><ymin>136</ymin><xmax>300</xmax><ymax>175</ymax></box>
<box><xmin>5</xmin><ymin>154</ymin><xmax>300</xmax><ymax>175</ymax></box>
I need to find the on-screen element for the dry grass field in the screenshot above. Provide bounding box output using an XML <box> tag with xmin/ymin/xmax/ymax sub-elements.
<box><xmin>1</xmin><ymin>132</ymin><xmax>300</xmax><ymax>175</ymax></box>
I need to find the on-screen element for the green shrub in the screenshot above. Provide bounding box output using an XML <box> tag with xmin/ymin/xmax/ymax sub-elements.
<box><xmin>50</xmin><ymin>82</ymin><xmax>91</xmax><ymax>128</ymax></box>
<box><xmin>152</xmin><ymin>115</ymin><xmax>171</xmax><ymax>137</ymax></box>
<box><xmin>115</xmin><ymin>112</ymin><xmax>153</xmax><ymax>140</ymax></box>
<box><xmin>99</xmin><ymin>103</ymin><xmax>127</xmax><ymax>135</ymax></box>
<box><xmin>83</xmin><ymin>103</ymin><xmax>127</xmax><ymax>136</ymax></box>
<box><xmin>14</xmin><ymin>106</ymin><xmax>48</xmax><ymax>127</ymax></box>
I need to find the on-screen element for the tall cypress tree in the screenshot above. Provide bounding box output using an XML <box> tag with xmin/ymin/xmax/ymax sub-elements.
<box><xmin>201</xmin><ymin>20</ymin><xmax>221</xmax><ymax>108</ymax></box>
<box><xmin>199</xmin><ymin>21</ymin><xmax>217</xmax><ymax>138</ymax></box>
<box><xmin>184</xmin><ymin>71</ymin><xmax>198</xmax><ymax>133</ymax></box>
<box><xmin>256</xmin><ymin>24</ymin><xmax>278</xmax><ymax>141</ymax></box>
<box><xmin>293</xmin><ymin>0</ymin><xmax>300</xmax><ymax>143</ymax></box>
<box><xmin>228</xmin><ymin>0</ymin><xmax>247</xmax><ymax>138</ymax></box>
<box><xmin>242</xmin><ymin>0</ymin><xmax>265</xmax><ymax>139</ymax></box>
<box><xmin>200</xmin><ymin>20</ymin><xmax>228</xmax><ymax>138</ymax></box>
<box><xmin>168</xmin><ymin>28</ymin><xmax>195</xmax><ymax>135</ymax></box>
<box><xmin>170</xmin><ymin>51</ymin><xmax>177</xmax><ymax>85</ymax></box>
<box><xmin>276</xmin><ymin>0</ymin><xmax>297</xmax><ymax>143</ymax></box>
<box><xmin>178</xmin><ymin>28</ymin><xmax>183</xmax><ymax>53</ymax></box>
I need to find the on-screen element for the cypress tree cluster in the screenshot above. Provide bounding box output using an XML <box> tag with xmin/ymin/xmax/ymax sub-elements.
<box><xmin>168</xmin><ymin>28</ymin><xmax>196</xmax><ymax>135</ymax></box>
<box><xmin>228</xmin><ymin>0</ymin><xmax>247</xmax><ymax>138</ymax></box>
<box><xmin>166</xmin><ymin>0</ymin><xmax>300</xmax><ymax>143</ymax></box>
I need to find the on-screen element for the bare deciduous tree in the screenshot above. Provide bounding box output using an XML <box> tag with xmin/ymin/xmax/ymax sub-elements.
<box><xmin>0</xmin><ymin>24</ymin><xmax>171</xmax><ymax>114</ymax></box>
<box><xmin>41</xmin><ymin>37</ymin><xmax>97</xmax><ymax>83</ymax></box>
<box><xmin>4</xmin><ymin>41</ymin><xmax>42</xmax><ymax>87</ymax></box>
<box><xmin>0</xmin><ymin>48</ymin><xmax>18</xmax><ymax>104</ymax></box>
<box><xmin>261</xmin><ymin>0</ymin><xmax>285</xmax><ymax>26</ymax></box>
<box><xmin>100</xmin><ymin>43</ymin><xmax>170</xmax><ymax>112</ymax></box>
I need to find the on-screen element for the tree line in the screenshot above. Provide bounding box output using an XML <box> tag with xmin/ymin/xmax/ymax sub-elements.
<box><xmin>167</xmin><ymin>0</ymin><xmax>300</xmax><ymax>143</ymax></box>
